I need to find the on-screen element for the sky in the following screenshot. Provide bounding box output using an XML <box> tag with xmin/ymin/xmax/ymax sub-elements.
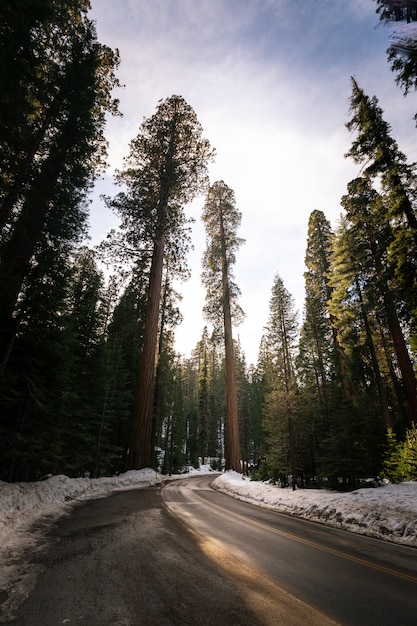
<box><xmin>1</xmin><ymin>468</ymin><xmax>416</xmax><ymax>619</ymax></box>
<box><xmin>86</xmin><ymin>0</ymin><xmax>417</xmax><ymax>365</ymax></box>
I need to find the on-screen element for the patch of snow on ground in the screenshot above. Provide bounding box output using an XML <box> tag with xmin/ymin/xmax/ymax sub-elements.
<box><xmin>212</xmin><ymin>472</ymin><xmax>417</xmax><ymax>547</ymax></box>
<box><xmin>0</xmin><ymin>469</ymin><xmax>162</xmax><ymax>547</ymax></box>
<box><xmin>1</xmin><ymin>467</ymin><xmax>416</xmax><ymax>555</ymax></box>
<box><xmin>0</xmin><ymin>466</ymin><xmax>416</xmax><ymax>620</ymax></box>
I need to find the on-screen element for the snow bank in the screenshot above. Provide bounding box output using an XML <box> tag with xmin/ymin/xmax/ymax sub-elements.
<box><xmin>0</xmin><ymin>469</ymin><xmax>162</xmax><ymax>543</ymax></box>
<box><xmin>212</xmin><ymin>472</ymin><xmax>417</xmax><ymax>547</ymax></box>
<box><xmin>1</xmin><ymin>467</ymin><xmax>416</xmax><ymax>553</ymax></box>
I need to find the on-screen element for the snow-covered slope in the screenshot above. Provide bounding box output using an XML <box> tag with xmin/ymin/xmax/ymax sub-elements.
<box><xmin>0</xmin><ymin>468</ymin><xmax>416</xmax><ymax>621</ymax></box>
<box><xmin>212</xmin><ymin>472</ymin><xmax>417</xmax><ymax>547</ymax></box>
<box><xmin>1</xmin><ymin>468</ymin><xmax>416</xmax><ymax>552</ymax></box>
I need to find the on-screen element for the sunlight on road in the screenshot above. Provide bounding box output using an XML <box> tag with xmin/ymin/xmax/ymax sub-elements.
<box><xmin>192</xmin><ymin>530</ymin><xmax>339</xmax><ymax>626</ymax></box>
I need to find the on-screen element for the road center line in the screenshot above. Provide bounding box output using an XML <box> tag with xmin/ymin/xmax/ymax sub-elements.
<box><xmin>191</xmin><ymin>491</ymin><xmax>417</xmax><ymax>585</ymax></box>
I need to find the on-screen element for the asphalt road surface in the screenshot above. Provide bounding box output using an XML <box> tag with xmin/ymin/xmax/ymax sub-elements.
<box><xmin>3</xmin><ymin>474</ymin><xmax>417</xmax><ymax>625</ymax></box>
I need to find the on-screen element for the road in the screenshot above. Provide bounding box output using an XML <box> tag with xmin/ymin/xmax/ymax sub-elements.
<box><xmin>3</xmin><ymin>474</ymin><xmax>417</xmax><ymax>625</ymax></box>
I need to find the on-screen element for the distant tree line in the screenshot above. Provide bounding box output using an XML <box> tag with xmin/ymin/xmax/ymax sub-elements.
<box><xmin>0</xmin><ymin>1</ymin><xmax>416</xmax><ymax>488</ymax></box>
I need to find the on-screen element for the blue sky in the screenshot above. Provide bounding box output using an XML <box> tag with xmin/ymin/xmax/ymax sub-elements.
<box><xmin>88</xmin><ymin>0</ymin><xmax>417</xmax><ymax>365</ymax></box>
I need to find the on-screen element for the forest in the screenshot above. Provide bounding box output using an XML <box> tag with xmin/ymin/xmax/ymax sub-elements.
<box><xmin>0</xmin><ymin>1</ymin><xmax>416</xmax><ymax>488</ymax></box>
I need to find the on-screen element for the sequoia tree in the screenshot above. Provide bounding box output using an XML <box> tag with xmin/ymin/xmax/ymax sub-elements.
<box><xmin>202</xmin><ymin>181</ymin><xmax>244</xmax><ymax>472</ymax></box>
<box><xmin>109</xmin><ymin>96</ymin><xmax>214</xmax><ymax>470</ymax></box>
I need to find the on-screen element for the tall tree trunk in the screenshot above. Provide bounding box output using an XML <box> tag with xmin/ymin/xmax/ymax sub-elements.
<box><xmin>223</xmin><ymin>297</ymin><xmax>241</xmax><ymax>471</ymax></box>
<box><xmin>153</xmin><ymin>265</ymin><xmax>170</xmax><ymax>458</ymax></box>
<box><xmin>354</xmin><ymin>278</ymin><xmax>392</xmax><ymax>429</ymax></box>
<box><xmin>288</xmin><ymin>411</ymin><xmax>297</xmax><ymax>490</ymax></box>
<box><xmin>384</xmin><ymin>292</ymin><xmax>417</xmax><ymax>426</ymax></box>
<box><xmin>220</xmin><ymin>208</ymin><xmax>241</xmax><ymax>472</ymax></box>
<box><xmin>126</xmin><ymin>234</ymin><xmax>165</xmax><ymax>469</ymax></box>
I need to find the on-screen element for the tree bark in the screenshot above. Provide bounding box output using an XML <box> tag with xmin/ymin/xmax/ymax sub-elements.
<box><xmin>223</xmin><ymin>296</ymin><xmax>241</xmax><ymax>471</ymax></box>
<box><xmin>125</xmin><ymin>234</ymin><xmax>165</xmax><ymax>469</ymax></box>
<box><xmin>354</xmin><ymin>278</ymin><xmax>392</xmax><ymax>429</ymax></box>
<box><xmin>220</xmin><ymin>209</ymin><xmax>241</xmax><ymax>472</ymax></box>
<box><xmin>384</xmin><ymin>292</ymin><xmax>417</xmax><ymax>426</ymax></box>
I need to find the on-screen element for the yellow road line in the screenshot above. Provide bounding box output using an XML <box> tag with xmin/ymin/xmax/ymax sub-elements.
<box><xmin>193</xmin><ymin>492</ymin><xmax>417</xmax><ymax>585</ymax></box>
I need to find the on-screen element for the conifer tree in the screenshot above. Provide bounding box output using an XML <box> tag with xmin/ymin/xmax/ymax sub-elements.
<box><xmin>263</xmin><ymin>274</ymin><xmax>299</xmax><ymax>489</ymax></box>
<box><xmin>345</xmin><ymin>79</ymin><xmax>417</xmax><ymax>425</ymax></box>
<box><xmin>0</xmin><ymin>7</ymin><xmax>120</xmax><ymax>371</ymax></box>
<box><xmin>346</xmin><ymin>78</ymin><xmax>417</xmax><ymax>336</ymax></box>
<box><xmin>109</xmin><ymin>96</ymin><xmax>214</xmax><ymax>470</ymax></box>
<box><xmin>298</xmin><ymin>212</ymin><xmax>336</xmax><ymax>424</ymax></box>
<box><xmin>202</xmin><ymin>181</ymin><xmax>244</xmax><ymax>472</ymax></box>
<box><xmin>339</xmin><ymin>177</ymin><xmax>417</xmax><ymax>428</ymax></box>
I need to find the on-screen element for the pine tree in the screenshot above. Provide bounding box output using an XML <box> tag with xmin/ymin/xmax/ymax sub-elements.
<box><xmin>206</xmin><ymin>332</ymin><xmax>226</xmax><ymax>466</ymax></box>
<box><xmin>202</xmin><ymin>181</ymin><xmax>244</xmax><ymax>472</ymax></box>
<box><xmin>297</xmin><ymin>210</ymin><xmax>344</xmax><ymax>485</ymax></box>
<box><xmin>263</xmin><ymin>274</ymin><xmax>299</xmax><ymax>489</ymax></box>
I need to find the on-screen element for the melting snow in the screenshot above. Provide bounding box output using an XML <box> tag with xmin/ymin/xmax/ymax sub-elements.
<box><xmin>0</xmin><ymin>467</ymin><xmax>416</xmax><ymax>621</ymax></box>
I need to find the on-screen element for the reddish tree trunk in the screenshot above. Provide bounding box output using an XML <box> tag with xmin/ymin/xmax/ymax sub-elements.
<box><xmin>126</xmin><ymin>234</ymin><xmax>165</xmax><ymax>469</ymax></box>
<box><xmin>220</xmin><ymin>207</ymin><xmax>241</xmax><ymax>472</ymax></box>
<box><xmin>384</xmin><ymin>294</ymin><xmax>417</xmax><ymax>426</ymax></box>
<box><xmin>223</xmin><ymin>299</ymin><xmax>241</xmax><ymax>471</ymax></box>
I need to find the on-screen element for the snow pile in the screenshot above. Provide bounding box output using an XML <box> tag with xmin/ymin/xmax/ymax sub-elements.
<box><xmin>1</xmin><ymin>467</ymin><xmax>416</xmax><ymax>552</ymax></box>
<box><xmin>389</xmin><ymin>23</ymin><xmax>417</xmax><ymax>54</ymax></box>
<box><xmin>212</xmin><ymin>472</ymin><xmax>417</xmax><ymax>547</ymax></box>
<box><xmin>0</xmin><ymin>469</ymin><xmax>162</xmax><ymax>543</ymax></box>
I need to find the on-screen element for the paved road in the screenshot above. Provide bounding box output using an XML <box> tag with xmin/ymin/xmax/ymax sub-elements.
<box><xmin>3</xmin><ymin>475</ymin><xmax>417</xmax><ymax>625</ymax></box>
<box><xmin>162</xmin><ymin>475</ymin><xmax>417</xmax><ymax>625</ymax></box>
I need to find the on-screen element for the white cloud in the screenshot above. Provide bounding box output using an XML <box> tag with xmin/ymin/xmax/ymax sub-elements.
<box><xmin>88</xmin><ymin>0</ymin><xmax>417</xmax><ymax>365</ymax></box>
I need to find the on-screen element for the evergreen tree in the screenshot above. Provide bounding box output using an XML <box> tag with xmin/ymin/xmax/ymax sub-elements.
<box><xmin>0</xmin><ymin>243</ymin><xmax>73</xmax><ymax>480</ymax></box>
<box><xmin>297</xmin><ymin>210</ymin><xmax>343</xmax><ymax>485</ymax></box>
<box><xmin>0</xmin><ymin>6</ymin><xmax>120</xmax><ymax>371</ymax></box>
<box><xmin>340</xmin><ymin>177</ymin><xmax>416</xmax><ymax>429</ymax></box>
<box><xmin>263</xmin><ymin>274</ymin><xmax>299</xmax><ymax>489</ymax></box>
<box><xmin>205</xmin><ymin>332</ymin><xmax>226</xmax><ymax>466</ymax></box>
<box><xmin>0</xmin><ymin>246</ymin><xmax>112</xmax><ymax>480</ymax></box>
<box><xmin>202</xmin><ymin>181</ymin><xmax>244</xmax><ymax>472</ymax></box>
<box><xmin>157</xmin><ymin>340</ymin><xmax>186</xmax><ymax>476</ymax></box>
<box><xmin>346</xmin><ymin>78</ymin><xmax>417</xmax><ymax>338</ymax></box>
<box><xmin>345</xmin><ymin>79</ymin><xmax>417</xmax><ymax>424</ymax></box>
<box><xmin>245</xmin><ymin>363</ymin><xmax>267</xmax><ymax>473</ymax></box>
<box><xmin>234</xmin><ymin>338</ymin><xmax>251</xmax><ymax>473</ymax></box>
<box><xmin>298</xmin><ymin>212</ymin><xmax>336</xmax><ymax>425</ymax></box>
<box><xmin>108</xmin><ymin>95</ymin><xmax>214</xmax><ymax>470</ymax></box>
